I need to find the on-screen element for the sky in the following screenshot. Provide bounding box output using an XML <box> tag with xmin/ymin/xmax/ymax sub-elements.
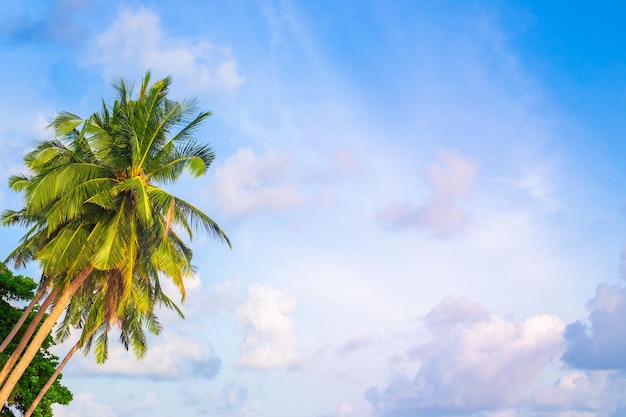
<box><xmin>1</xmin><ymin>1</ymin><xmax>626</xmax><ymax>416</ymax></box>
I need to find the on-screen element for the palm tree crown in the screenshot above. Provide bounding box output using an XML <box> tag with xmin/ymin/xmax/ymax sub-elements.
<box><xmin>5</xmin><ymin>72</ymin><xmax>229</xmax><ymax>294</ymax></box>
<box><xmin>0</xmin><ymin>72</ymin><xmax>230</xmax><ymax>407</ymax></box>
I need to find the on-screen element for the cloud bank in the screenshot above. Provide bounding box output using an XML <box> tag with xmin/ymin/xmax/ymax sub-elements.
<box><xmin>367</xmin><ymin>296</ymin><xmax>565</xmax><ymax>416</ymax></box>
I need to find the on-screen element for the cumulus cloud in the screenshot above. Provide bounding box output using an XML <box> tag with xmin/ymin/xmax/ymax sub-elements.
<box><xmin>72</xmin><ymin>332</ymin><xmax>222</xmax><ymax>380</ymax></box>
<box><xmin>366</xmin><ymin>294</ymin><xmax>626</xmax><ymax>416</ymax></box>
<box><xmin>211</xmin><ymin>148</ymin><xmax>305</xmax><ymax>220</ymax></box>
<box><xmin>377</xmin><ymin>150</ymin><xmax>478</xmax><ymax>236</ymax></box>
<box><xmin>531</xmin><ymin>370</ymin><xmax>625</xmax><ymax>413</ymax></box>
<box><xmin>562</xmin><ymin>284</ymin><xmax>626</xmax><ymax>370</ymax></box>
<box><xmin>235</xmin><ymin>284</ymin><xmax>301</xmax><ymax>370</ymax></box>
<box><xmin>90</xmin><ymin>7</ymin><xmax>244</xmax><ymax>91</ymax></box>
<box><xmin>366</xmin><ymin>296</ymin><xmax>565</xmax><ymax>416</ymax></box>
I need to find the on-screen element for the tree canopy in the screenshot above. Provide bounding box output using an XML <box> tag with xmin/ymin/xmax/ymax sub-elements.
<box><xmin>0</xmin><ymin>265</ymin><xmax>72</xmax><ymax>417</ymax></box>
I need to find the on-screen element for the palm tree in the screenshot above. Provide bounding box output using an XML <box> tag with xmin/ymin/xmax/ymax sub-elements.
<box><xmin>24</xmin><ymin>272</ymin><xmax>180</xmax><ymax>417</ymax></box>
<box><xmin>0</xmin><ymin>72</ymin><xmax>230</xmax><ymax>406</ymax></box>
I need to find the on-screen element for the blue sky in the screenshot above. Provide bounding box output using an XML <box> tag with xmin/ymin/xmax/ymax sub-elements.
<box><xmin>2</xmin><ymin>1</ymin><xmax>626</xmax><ymax>416</ymax></box>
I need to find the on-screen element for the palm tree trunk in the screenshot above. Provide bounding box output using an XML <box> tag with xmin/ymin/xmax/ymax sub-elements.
<box><xmin>0</xmin><ymin>277</ymin><xmax>49</xmax><ymax>353</ymax></box>
<box><xmin>0</xmin><ymin>266</ymin><xmax>93</xmax><ymax>406</ymax></box>
<box><xmin>0</xmin><ymin>289</ymin><xmax>57</xmax><ymax>386</ymax></box>
<box><xmin>24</xmin><ymin>341</ymin><xmax>79</xmax><ymax>417</ymax></box>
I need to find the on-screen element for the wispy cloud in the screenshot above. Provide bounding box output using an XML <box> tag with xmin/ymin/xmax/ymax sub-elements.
<box><xmin>502</xmin><ymin>165</ymin><xmax>560</xmax><ymax>212</ymax></box>
<box><xmin>335</xmin><ymin>334</ymin><xmax>379</xmax><ymax>356</ymax></box>
<box><xmin>377</xmin><ymin>150</ymin><xmax>479</xmax><ymax>237</ymax></box>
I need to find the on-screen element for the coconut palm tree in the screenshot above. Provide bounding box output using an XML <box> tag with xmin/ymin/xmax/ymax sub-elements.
<box><xmin>0</xmin><ymin>72</ymin><xmax>230</xmax><ymax>406</ymax></box>
<box><xmin>24</xmin><ymin>272</ymin><xmax>180</xmax><ymax>417</ymax></box>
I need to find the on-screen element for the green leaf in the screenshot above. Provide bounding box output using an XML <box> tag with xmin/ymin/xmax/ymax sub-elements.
<box><xmin>51</xmin><ymin>111</ymin><xmax>84</xmax><ymax>136</ymax></box>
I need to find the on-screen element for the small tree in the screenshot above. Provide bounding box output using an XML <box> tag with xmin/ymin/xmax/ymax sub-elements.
<box><xmin>0</xmin><ymin>265</ymin><xmax>72</xmax><ymax>417</ymax></box>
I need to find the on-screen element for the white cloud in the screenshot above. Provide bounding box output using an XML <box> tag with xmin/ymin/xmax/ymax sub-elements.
<box><xmin>235</xmin><ymin>284</ymin><xmax>301</xmax><ymax>370</ymax></box>
<box><xmin>72</xmin><ymin>332</ymin><xmax>221</xmax><ymax>380</ymax></box>
<box><xmin>90</xmin><ymin>7</ymin><xmax>244</xmax><ymax>91</ymax></box>
<box><xmin>367</xmin><ymin>296</ymin><xmax>565</xmax><ymax>416</ymax></box>
<box><xmin>211</xmin><ymin>148</ymin><xmax>305</xmax><ymax>220</ymax></box>
<box><xmin>531</xmin><ymin>371</ymin><xmax>617</xmax><ymax>412</ymax></box>
<box><xmin>377</xmin><ymin>150</ymin><xmax>478</xmax><ymax>237</ymax></box>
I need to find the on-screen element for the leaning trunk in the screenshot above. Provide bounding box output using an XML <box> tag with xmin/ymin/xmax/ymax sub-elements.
<box><xmin>23</xmin><ymin>341</ymin><xmax>79</xmax><ymax>417</ymax></box>
<box><xmin>0</xmin><ymin>289</ymin><xmax>57</xmax><ymax>386</ymax></box>
<box><xmin>0</xmin><ymin>266</ymin><xmax>92</xmax><ymax>406</ymax></box>
<box><xmin>0</xmin><ymin>278</ymin><xmax>49</xmax><ymax>353</ymax></box>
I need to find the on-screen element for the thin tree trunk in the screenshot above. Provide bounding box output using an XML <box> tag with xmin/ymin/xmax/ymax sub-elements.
<box><xmin>24</xmin><ymin>341</ymin><xmax>79</xmax><ymax>417</ymax></box>
<box><xmin>24</xmin><ymin>319</ymin><xmax>100</xmax><ymax>417</ymax></box>
<box><xmin>0</xmin><ymin>278</ymin><xmax>49</xmax><ymax>353</ymax></box>
<box><xmin>0</xmin><ymin>266</ymin><xmax>93</xmax><ymax>406</ymax></box>
<box><xmin>0</xmin><ymin>289</ymin><xmax>57</xmax><ymax>387</ymax></box>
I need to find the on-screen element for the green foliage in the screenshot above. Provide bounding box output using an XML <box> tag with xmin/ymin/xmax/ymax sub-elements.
<box><xmin>3</xmin><ymin>72</ymin><xmax>229</xmax><ymax>293</ymax></box>
<box><xmin>0</xmin><ymin>73</ymin><xmax>229</xmax><ymax>409</ymax></box>
<box><xmin>0</xmin><ymin>265</ymin><xmax>72</xmax><ymax>417</ymax></box>
<box><xmin>0</xmin><ymin>266</ymin><xmax>36</xmax><ymax>303</ymax></box>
